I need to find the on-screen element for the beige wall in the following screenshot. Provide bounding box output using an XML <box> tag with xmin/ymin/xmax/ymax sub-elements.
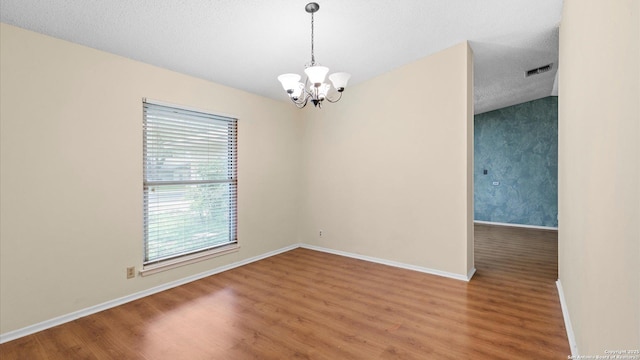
<box><xmin>299</xmin><ymin>42</ymin><xmax>474</xmax><ymax>277</ymax></box>
<box><xmin>559</xmin><ymin>0</ymin><xmax>640</xmax><ymax>354</ymax></box>
<box><xmin>0</xmin><ymin>23</ymin><xmax>303</xmax><ymax>334</ymax></box>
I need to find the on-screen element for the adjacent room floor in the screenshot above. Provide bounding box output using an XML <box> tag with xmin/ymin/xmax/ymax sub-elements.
<box><xmin>0</xmin><ymin>224</ymin><xmax>570</xmax><ymax>359</ymax></box>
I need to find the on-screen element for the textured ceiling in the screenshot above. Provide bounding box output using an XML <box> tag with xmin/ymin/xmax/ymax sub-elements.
<box><xmin>0</xmin><ymin>0</ymin><xmax>562</xmax><ymax>114</ymax></box>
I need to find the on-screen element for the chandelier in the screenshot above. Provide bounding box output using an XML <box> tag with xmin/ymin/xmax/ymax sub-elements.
<box><xmin>277</xmin><ymin>2</ymin><xmax>351</xmax><ymax>109</ymax></box>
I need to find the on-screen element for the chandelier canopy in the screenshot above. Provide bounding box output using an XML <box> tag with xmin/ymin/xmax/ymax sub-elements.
<box><xmin>277</xmin><ymin>2</ymin><xmax>351</xmax><ymax>109</ymax></box>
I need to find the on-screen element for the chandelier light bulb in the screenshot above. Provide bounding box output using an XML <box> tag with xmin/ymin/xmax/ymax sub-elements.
<box><xmin>277</xmin><ymin>73</ymin><xmax>301</xmax><ymax>93</ymax></box>
<box><xmin>291</xmin><ymin>83</ymin><xmax>304</xmax><ymax>99</ymax></box>
<box><xmin>329</xmin><ymin>72</ymin><xmax>351</xmax><ymax>92</ymax></box>
<box><xmin>317</xmin><ymin>83</ymin><xmax>330</xmax><ymax>100</ymax></box>
<box><xmin>304</xmin><ymin>66</ymin><xmax>330</xmax><ymax>86</ymax></box>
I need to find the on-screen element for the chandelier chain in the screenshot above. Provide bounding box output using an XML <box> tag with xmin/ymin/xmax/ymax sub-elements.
<box><xmin>310</xmin><ymin>12</ymin><xmax>315</xmax><ymax>65</ymax></box>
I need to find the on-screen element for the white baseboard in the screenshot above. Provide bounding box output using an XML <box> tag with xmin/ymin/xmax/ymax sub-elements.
<box><xmin>556</xmin><ymin>279</ymin><xmax>579</xmax><ymax>356</ymax></box>
<box><xmin>0</xmin><ymin>244</ymin><xmax>299</xmax><ymax>344</ymax></box>
<box><xmin>300</xmin><ymin>244</ymin><xmax>474</xmax><ymax>282</ymax></box>
<box><xmin>474</xmin><ymin>220</ymin><xmax>558</xmax><ymax>231</ymax></box>
<box><xmin>467</xmin><ymin>266</ymin><xmax>477</xmax><ymax>280</ymax></box>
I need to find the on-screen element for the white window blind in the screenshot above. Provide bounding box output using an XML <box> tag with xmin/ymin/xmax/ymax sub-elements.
<box><xmin>143</xmin><ymin>100</ymin><xmax>237</xmax><ymax>265</ymax></box>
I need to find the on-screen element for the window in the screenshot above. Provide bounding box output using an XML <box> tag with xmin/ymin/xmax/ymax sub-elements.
<box><xmin>143</xmin><ymin>99</ymin><xmax>237</xmax><ymax>271</ymax></box>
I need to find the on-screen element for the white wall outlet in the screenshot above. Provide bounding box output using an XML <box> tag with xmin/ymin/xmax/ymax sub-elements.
<box><xmin>126</xmin><ymin>266</ymin><xmax>136</xmax><ymax>279</ymax></box>
<box><xmin>319</xmin><ymin>230</ymin><xmax>323</xmax><ymax>237</ymax></box>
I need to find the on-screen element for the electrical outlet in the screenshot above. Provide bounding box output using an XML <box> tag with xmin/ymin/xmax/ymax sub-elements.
<box><xmin>126</xmin><ymin>266</ymin><xmax>136</xmax><ymax>279</ymax></box>
<box><xmin>319</xmin><ymin>230</ymin><xmax>323</xmax><ymax>237</ymax></box>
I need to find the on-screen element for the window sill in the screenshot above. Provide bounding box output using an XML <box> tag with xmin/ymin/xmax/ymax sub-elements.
<box><xmin>140</xmin><ymin>243</ymin><xmax>240</xmax><ymax>277</ymax></box>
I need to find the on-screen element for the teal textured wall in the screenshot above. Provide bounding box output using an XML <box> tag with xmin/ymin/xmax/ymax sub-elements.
<box><xmin>474</xmin><ymin>96</ymin><xmax>558</xmax><ymax>227</ymax></box>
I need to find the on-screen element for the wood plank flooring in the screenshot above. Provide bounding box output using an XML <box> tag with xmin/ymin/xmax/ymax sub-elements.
<box><xmin>0</xmin><ymin>224</ymin><xmax>570</xmax><ymax>359</ymax></box>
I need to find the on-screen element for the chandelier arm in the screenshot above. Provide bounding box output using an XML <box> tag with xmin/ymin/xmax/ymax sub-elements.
<box><xmin>301</xmin><ymin>76</ymin><xmax>314</xmax><ymax>99</ymax></box>
<box><xmin>324</xmin><ymin>91</ymin><xmax>344</xmax><ymax>103</ymax></box>
<box><xmin>290</xmin><ymin>91</ymin><xmax>309</xmax><ymax>107</ymax></box>
<box><xmin>291</xmin><ymin>97</ymin><xmax>308</xmax><ymax>108</ymax></box>
<box><xmin>290</xmin><ymin>76</ymin><xmax>311</xmax><ymax>108</ymax></box>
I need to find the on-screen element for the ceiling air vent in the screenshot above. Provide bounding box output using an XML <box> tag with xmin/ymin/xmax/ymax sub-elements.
<box><xmin>525</xmin><ymin>63</ymin><xmax>553</xmax><ymax>77</ymax></box>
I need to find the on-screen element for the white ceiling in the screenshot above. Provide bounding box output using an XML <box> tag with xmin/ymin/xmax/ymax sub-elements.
<box><xmin>0</xmin><ymin>0</ymin><xmax>562</xmax><ymax>114</ymax></box>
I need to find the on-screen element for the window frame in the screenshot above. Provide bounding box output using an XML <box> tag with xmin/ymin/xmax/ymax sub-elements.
<box><xmin>140</xmin><ymin>98</ymin><xmax>238</xmax><ymax>276</ymax></box>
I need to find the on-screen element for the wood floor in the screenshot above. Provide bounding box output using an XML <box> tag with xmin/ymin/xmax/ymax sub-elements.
<box><xmin>1</xmin><ymin>224</ymin><xmax>570</xmax><ymax>359</ymax></box>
